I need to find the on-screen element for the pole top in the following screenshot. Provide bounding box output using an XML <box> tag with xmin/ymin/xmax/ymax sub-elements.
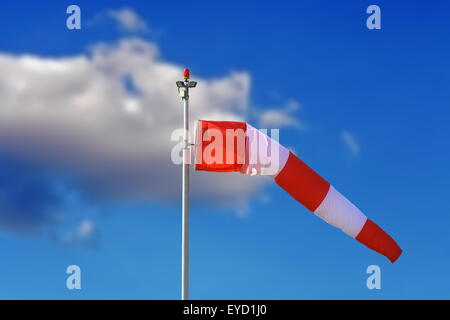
<box><xmin>183</xmin><ymin>68</ymin><xmax>190</xmax><ymax>80</ymax></box>
<box><xmin>176</xmin><ymin>69</ymin><xmax>197</xmax><ymax>98</ymax></box>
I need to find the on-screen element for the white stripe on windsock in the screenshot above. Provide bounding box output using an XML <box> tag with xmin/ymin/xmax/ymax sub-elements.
<box><xmin>313</xmin><ymin>185</ymin><xmax>368</xmax><ymax>238</ymax></box>
<box><xmin>244</xmin><ymin>124</ymin><xmax>290</xmax><ymax>177</ymax></box>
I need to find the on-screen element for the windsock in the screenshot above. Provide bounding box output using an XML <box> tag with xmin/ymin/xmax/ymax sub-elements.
<box><xmin>194</xmin><ymin>120</ymin><xmax>402</xmax><ymax>263</ymax></box>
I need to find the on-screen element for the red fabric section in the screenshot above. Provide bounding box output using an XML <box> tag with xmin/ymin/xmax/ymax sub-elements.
<box><xmin>274</xmin><ymin>152</ymin><xmax>330</xmax><ymax>212</ymax></box>
<box><xmin>356</xmin><ymin>219</ymin><xmax>402</xmax><ymax>263</ymax></box>
<box><xmin>195</xmin><ymin>120</ymin><xmax>247</xmax><ymax>172</ymax></box>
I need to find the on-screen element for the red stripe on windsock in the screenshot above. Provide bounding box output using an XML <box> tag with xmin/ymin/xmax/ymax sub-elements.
<box><xmin>274</xmin><ymin>152</ymin><xmax>330</xmax><ymax>212</ymax></box>
<box><xmin>356</xmin><ymin>219</ymin><xmax>402</xmax><ymax>263</ymax></box>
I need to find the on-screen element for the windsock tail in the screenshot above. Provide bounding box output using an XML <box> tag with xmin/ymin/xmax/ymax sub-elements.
<box><xmin>356</xmin><ymin>219</ymin><xmax>403</xmax><ymax>263</ymax></box>
<box><xmin>275</xmin><ymin>152</ymin><xmax>403</xmax><ymax>263</ymax></box>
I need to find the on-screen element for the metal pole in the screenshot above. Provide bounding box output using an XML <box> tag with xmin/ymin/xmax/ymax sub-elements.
<box><xmin>177</xmin><ymin>69</ymin><xmax>196</xmax><ymax>300</ymax></box>
<box><xmin>181</xmin><ymin>87</ymin><xmax>189</xmax><ymax>300</ymax></box>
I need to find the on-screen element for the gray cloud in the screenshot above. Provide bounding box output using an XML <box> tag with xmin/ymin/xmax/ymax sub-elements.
<box><xmin>0</xmin><ymin>156</ymin><xmax>62</xmax><ymax>235</ymax></box>
<box><xmin>0</xmin><ymin>38</ymin><xmax>267</xmax><ymax>214</ymax></box>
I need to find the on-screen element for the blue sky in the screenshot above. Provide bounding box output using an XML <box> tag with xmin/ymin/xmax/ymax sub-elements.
<box><xmin>0</xmin><ymin>0</ymin><xmax>448</xmax><ymax>299</ymax></box>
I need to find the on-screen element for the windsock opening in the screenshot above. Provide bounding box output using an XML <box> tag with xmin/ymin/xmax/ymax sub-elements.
<box><xmin>194</xmin><ymin>120</ymin><xmax>247</xmax><ymax>172</ymax></box>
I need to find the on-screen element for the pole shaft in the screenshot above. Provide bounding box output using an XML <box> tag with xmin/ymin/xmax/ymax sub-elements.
<box><xmin>181</xmin><ymin>93</ymin><xmax>189</xmax><ymax>300</ymax></box>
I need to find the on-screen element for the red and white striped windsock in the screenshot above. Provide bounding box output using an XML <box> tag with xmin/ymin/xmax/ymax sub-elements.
<box><xmin>194</xmin><ymin>120</ymin><xmax>402</xmax><ymax>263</ymax></box>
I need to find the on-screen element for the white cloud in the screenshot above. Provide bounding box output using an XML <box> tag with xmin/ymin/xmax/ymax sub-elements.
<box><xmin>340</xmin><ymin>130</ymin><xmax>360</xmax><ymax>156</ymax></box>
<box><xmin>55</xmin><ymin>218</ymin><xmax>100</xmax><ymax>248</ymax></box>
<box><xmin>258</xmin><ymin>99</ymin><xmax>304</xmax><ymax>129</ymax></box>
<box><xmin>0</xmin><ymin>38</ymin><xmax>266</xmax><ymax>209</ymax></box>
<box><xmin>78</xmin><ymin>219</ymin><xmax>94</xmax><ymax>238</ymax></box>
<box><xmin>108</xmin><ymin>8</ymin><xmax>148</xmax><ymax>32</ymax></box>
